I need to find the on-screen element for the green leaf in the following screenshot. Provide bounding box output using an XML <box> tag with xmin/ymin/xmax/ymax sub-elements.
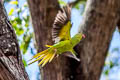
<box><xmin>23</xmin><ymin>15</ymin><xmax>30</xmax><ymax>27</ymax></box>
<box><xmin>9</xmin><ymin>1</ymin><xmax>18</xmax><ymax>5</ymax></box>
<box><xmin>23</xmin><ymin>15</ymin><xmax>29</xmax><ymax>22</ymax></box>
<box><xmin>9</xmin><ymin>8</ymin><xmax>14</xmax><ymax>16</ymax></box>
<box><xmin>15</xmin><ymin>17</ymin><xmax>22</xmax><ymax>24</ymax></box>
<box><xmin>23</xmin><ymin>2</ymin><xmax>28</xmax><ymax>7</ymax></box>
<box><xmin>111</xmin><ymin>48</ymin><xmax>119</xmax><ymax>53</ymax></box>
<box><xmin>22</xmin><ymin>58</ymin><xmax>28</xmax><ymax>67</ymax></box>
<box><xmin>16</xmin><ymin>8</ymin><xmax>22</xmax><ymax>13</ymax></box>
<box><xmin>21</xmin><ymin>33</ymin><xmax>33</xmax><ymax>54</ymax></box>
<box><xmin>11</xmin><ymin>21</ymin><xmax>17</xmax><ymax>29</ymax></box>
<box><xmin>110</xmin><ymin>61</ymin><xmax>114</xmax><ymax>68</ymax></box>
<box><xmin>25</xmin><ymin>23</ymin><xmax>29</xmax><ymax>27</ymax></box>
<box><xmin>58</xmin><ymin>0</ymin><xmax>66</xmax><ymax>6</ymax></box>
<box><xmin>104</xmin><ymin>69</ymin><xmax>109</xmax><ymax>75</ymax></box>
<box><xmin>74</xmin><ymin>4</ymin><xmax>80</xmax><ymax>10</ymax></box>
<box><xmin>17</xmin><ymin>27</ymin><xmax>24</xmax><ymax>36</ymax></box>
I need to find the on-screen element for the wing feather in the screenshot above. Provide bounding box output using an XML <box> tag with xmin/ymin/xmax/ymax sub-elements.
<box><xmin>52</xmin><ymin>5</ymin><xmax>72</xmax><ymax>43</ymax></box>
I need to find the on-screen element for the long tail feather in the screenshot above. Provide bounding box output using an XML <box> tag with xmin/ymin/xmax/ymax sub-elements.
<box><xmin>38</xmin><ymin>53</ymin><xmax>51</xmax><ymax>66</ymax></box>
<box><xmin>28</xmin><ymin>54</ymin><xmax>46</xmax><ymax>65</ymax></box>
<box><xmin>28</xmin><ymin>48</ymin><xmax>56</xmax><ymax>67</ymax></box>
<box><xmin>41</xmin><ymin>53</ymin><xmax>52</xmax><ymax>67</ymax></box>
<box><xmin>38</xmin><ymin>52</ymin><xmax>56</xmax><ymax>67</ymax></box>
<box><xmin>49</xmin><ymin>53</ymin><xmax>56</xmax><ymax>62</ymax></box>
<box><xmin>31</xmin><ymin>49</ymin><xmax>49</xmax><ymax>60</ymax></box>
<box><xmin>45</xmin><ymin>45</ymin><xmax>53</xmax><ymax>48</ymax></box>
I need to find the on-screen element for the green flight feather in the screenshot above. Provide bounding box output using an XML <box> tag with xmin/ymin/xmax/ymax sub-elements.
<box><xmin>52</xmin><ymin>5</ymin><xmax>72</xmax><ymax>43</ymax></box>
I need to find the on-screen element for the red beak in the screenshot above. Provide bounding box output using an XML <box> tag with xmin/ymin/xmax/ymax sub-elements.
<box><xmin>82</xmin><ymin>34</ymin><xmax>85</xmax><ymax>38</ymax></box>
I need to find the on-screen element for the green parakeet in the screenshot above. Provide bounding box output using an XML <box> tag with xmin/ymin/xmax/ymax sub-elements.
<box><xmin>29</xmin><ymin>5</ymin><xmax>85</xmax><ymax>67</ymax></box>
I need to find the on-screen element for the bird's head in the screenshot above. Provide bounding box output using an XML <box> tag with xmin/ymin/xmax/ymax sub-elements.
<box><xmin>74</xmin><ymin>33</ymin><xmax>85</xmax><ymax>40</ymax></box>
<box><xmin>71</xmin><ymin>33</ymin><xmax>85</xmax><ymax>46</ymax></box>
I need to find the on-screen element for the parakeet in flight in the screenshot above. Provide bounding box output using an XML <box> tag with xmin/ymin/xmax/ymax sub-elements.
<box><xmin>29</xmin><ymin>5</ymin><xmax>85</xmax><ymax>67</ymax></box>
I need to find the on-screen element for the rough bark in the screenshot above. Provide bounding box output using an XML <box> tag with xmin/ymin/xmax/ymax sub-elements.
<box><xmin>117</xmin><ymin>6</ymin><xmax>120</xmax><ymax>32</ymax></box>
<box><xmin>0</xmin><ymin>2</ymin><xmax>29</xmax><ymax>80</ymax></box>
<box><xmin>117</xmin><ymin>17</ymin><xmax>120</xmax><ymax>32</ymax></box>
<box><xmin>28</xmin><ymin>0</ymin><xmax>120</xmax><ymax>80</ymax></box>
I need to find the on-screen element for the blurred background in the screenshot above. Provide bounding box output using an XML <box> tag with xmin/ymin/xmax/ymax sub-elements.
<box><xmin>4</xmin><ymin>0</ymin><xmax>120</xmax><ymax>80</ymax></box>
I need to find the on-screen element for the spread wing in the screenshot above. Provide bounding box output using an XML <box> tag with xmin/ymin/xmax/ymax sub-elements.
<box><xmin>52</xmin><ymin>5</ymin><xmax>72</xmax><ymax>43</ymax></box>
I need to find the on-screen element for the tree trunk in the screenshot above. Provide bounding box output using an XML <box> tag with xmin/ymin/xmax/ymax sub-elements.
<box><xmin>74</xmin><ymin>0</ymin><xmax>120</xmax><ymax>80</ymax></box>
<box><xmin>0</xmin><ymin>2</ymin><xmax>29</xmax><ymax>80</ymax></box>
<box><xmin>28</xmin><ymin>0</ymin><xmax>120</xmax><ymax>80</ymax></box>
